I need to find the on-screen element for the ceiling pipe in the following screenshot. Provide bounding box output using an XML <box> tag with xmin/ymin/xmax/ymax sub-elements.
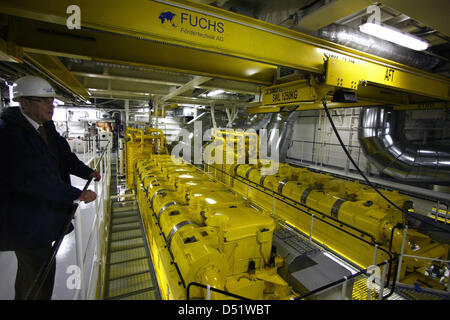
<box><xmin>315</xmin><ymin>24</ymin><xmax>442</xmax><ymax>72</ymax></box>
<box><xmin>265</xmin><ymin>111</ymin><xmax>300</xmax><ymax>163</ymax></box>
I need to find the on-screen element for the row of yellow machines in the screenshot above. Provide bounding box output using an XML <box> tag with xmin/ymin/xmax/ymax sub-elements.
<box><xmin>221</xmin><ymin>162</ymin><xmax>448</xmax><ymax>286</ymax></box>
<box><xmin>208</xmin><ymin>130</ymin><xmax>449</xmax><ymax>289</ymax></box>
<box><xmin>126</xmin><ymin>129</ymin><xmax>294</xmax><ymax>299</ymax></box>
<box><xmin>124</xmin><ymin>127</ymin><xmax>449</xmax><ymax>299</ymax></box>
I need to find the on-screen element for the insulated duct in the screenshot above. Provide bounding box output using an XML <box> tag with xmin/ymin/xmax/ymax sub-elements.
<box><xmin>359</xmin><ymin>106</ymin><xmax>450</xmax><ymax>184</ymax></box>
<box><xmin>266</xmin><ymin>111</ymin><xmax>300</xmax><ymax>162</ymax></box>
<box><xmin>244</xmin><ymin>113</ymin><xmax>273</xmax><ymax>131</ymax></box>
<box><xmin>242</xmin><ymin>111</ymin><xmax>299</xmax><ymax>163</ymax></box>
<box><xmin>168</xmin><ymin>109</ymin><xmax>228</xmax><ymax>163</ymax></box>
<box><xmin>315</xmin><ymin>24</ymin><xmax>441</xmax><ymax>72</ymax></box>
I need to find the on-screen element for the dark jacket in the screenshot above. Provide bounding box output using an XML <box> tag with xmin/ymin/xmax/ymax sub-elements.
<box><xmin>0</xmin><ymin>107</ymin><xmax>94</xmax><ymax>250</ymax></box>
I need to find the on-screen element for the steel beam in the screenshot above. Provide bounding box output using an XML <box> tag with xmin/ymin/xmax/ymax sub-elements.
<box><xmin>88</xmin><ymin>87</ymin><xmax>229</xmax><ymax>105</ymax></box>
<box><xmin>24</xmin><ymin>52</ymin><xmax>89</xmax><ymax>100</ymax></box>
<box><xmin>72</xmin><ymin>72</ymin><xmax>183</xmax><ymax>87</ymax></box>
<box><xmin>0</xmin><ymin>0</ymin><xmax>448</xmax><ymax>101</ymax></box>
<box><xmin>380</xmin><ymin>0</ymin><xmax>450</xmax><ymax>37</ymax></box>
<box><xmin>4</xmin><ymin>14</ymin><xmax>276</xmax><ymax>85</ymax></box>
<box><xmin>294</xmin><ymin>0</ymin><xmax>372</xmax><ymax>34</ymax></box>
<box><xmin>72</xmin><ymin>71</ymin><xmax>259</xmax><ymax>95</ymax></box>
<box><xmin>160</xmin><ymin>75</ymin><xmax>211</xmax><ymax>102</ymax></box>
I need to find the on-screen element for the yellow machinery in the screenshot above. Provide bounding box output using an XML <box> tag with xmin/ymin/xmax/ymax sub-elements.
<box><xmin>206</xmin><ymin>130</ymin><xmax>449</xmax><ymax>291</ymax></box>
<box><xmin>134</xmin><ymin>154</ymin><xmax>295</xmax><ymax>300</ymax></box>
<box><xmin>126</xmin><ymin>128</ymin><xmax>296</xmax><ymax>299</ymax></box>
<box><xmin>124</xmin><ymin>126</ymin><xmax>449</xmax><ymax>299</ymax></box>
<box><xmin>2</xmin><ymin>0</ymin><xmax>449</xmax><ymax>299</ymax></box>
<box><xmin>124</xmin><ymin>127</ymin><xmax>168</xmax><ymax>188</ymax></box>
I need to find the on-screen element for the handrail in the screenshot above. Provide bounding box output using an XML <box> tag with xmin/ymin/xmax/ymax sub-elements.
<box><xmin>186</xmin><ymin>282</ymin><xmax>251</xmax><ymax>300</ymax></box>
<box><xmin>203</xmin><ymin>163</ymin><xmax>381</xmax><ymax>247</ymax></box>
<box><xmin>24</xmin><ymin>142</ymin><xmax>110</xmax><ymax>300</ymax></box>
<box><xmin>77</xmin><ymin>141</ymin><xmax>112</xmax><ymax>299</ymax></box>
<box><xmin>201</xmin><ymin>163</ymin><xmax>400</xmax><ymax>300</ymax></box>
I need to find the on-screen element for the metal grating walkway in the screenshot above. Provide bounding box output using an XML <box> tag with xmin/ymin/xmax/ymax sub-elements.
<box><xmin>103</xmin><ymin>162</ymin><xmax>161</xmax><ymax>300</ymax></box>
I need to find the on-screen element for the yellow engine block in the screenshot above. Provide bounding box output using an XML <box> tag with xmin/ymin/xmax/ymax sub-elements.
<box><xmin>217</xmin><ymin>161</ymin><xmax>449</xmax><ymax>290</ymax></box>
<box><xmin>124</xmin><ymin>127</ymin><xmax>168</xmax><ymax>188</ymax></box>
<box><xmin>135</xmin><ymin>154</ymin><xmax>295</xmax><ymax>300</ymax></box>
<box><xmin>204</xmin><ymin>130</ymin><xmax>448</xmax><ymax>290</ymax></box>
<box><xmin>126</xmin><ymin>127</ymin><xmax>448</xmax><ymax>297</ymax></box>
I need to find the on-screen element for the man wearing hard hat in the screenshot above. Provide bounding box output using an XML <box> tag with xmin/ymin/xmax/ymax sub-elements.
<box><xmin>0</xmin><ymin>76</ymin><xmax>101</xmax><ymax>299</ymax></box>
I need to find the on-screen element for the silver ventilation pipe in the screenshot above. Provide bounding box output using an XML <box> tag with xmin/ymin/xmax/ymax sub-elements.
<box><xmin>169</xmin><ymin>109</ymin><xmax>229</xmax><ymax>163</ymax></box>
<box><xmin>315</xmin><ymin>24</ymin><xmax>441</xmax><ymax>72</ymax></box>
<box><xmin>280</xmin><ymin>111</ymin><xmax>301</xmax><ymax>162</ymax></box>
<box><xmin>244</xmin><ymin>113</ymin><xmax>273</xmax><ymax>131</ymax></box>
<box><xmin>254</xmin><ymin>110</ymin><xmax>299</xmax><ymax>162</ymax></box>
<box><xmin>359</xmin><ymin>106</ymin><xmax>450</xmax><ymax>184</ymax></box>
<box><xmin>242</xmin><ymin>111</ymin><xmax>299</xmax><ymax>163</ymax></box>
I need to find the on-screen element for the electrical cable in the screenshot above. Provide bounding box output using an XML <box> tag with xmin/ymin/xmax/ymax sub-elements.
<box><xmin>321</xmin><ymin>98</ymin><xmax>406</xmax><ymax>212</ymax></box>
<box><xmin>321</xmin><ymin>98</ymin><xmax>450</xmax><ymax>233</ymax></box>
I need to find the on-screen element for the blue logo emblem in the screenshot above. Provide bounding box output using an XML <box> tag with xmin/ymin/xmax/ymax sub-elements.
<box><xmin>159</xmin><ymin>11</ymin><xmax>177</xmax><ymax>27</ymax></box>
<box><xmin>157</xmin><ymin>10</ymin><xmax>225</xmax><ymax>40</ymax></box>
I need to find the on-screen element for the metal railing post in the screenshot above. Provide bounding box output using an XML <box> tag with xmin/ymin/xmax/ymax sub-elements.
<box><xmin>206</xmin><ymin>284</ymin><xmax>211</xmax><ymax>300</ymax></box>
<box><xmin>341</xmin><ymin>276</ymin><xmax>348</xmax><ymax>300</ymax></box>
<box><xmin>74</xmin><ymin>209</ymin><xmax>85</xmax><ymax>300</ymax></box>
<box><xmin>94</xmin><ymin>179</ymin><xmax>99</xmax><ymax>214</ymax></box>
<box><xmin>90</xmin><ymin>138</ymin><xmax>93</xmax><ymax>164</ymax></box>
<box><xmin>93</xmin><ymin>136</ymin><xmax>97</xmax><ymax>164</ymax></box>
<box><xmin>272</xmin><ymin>193</ymin><xmax>276</xmax><ymax>216</ymax></box>
<box><xmin>435</xmin><ymin>201</ymin><xmax>440</xmax><ymax>221</ymax></box>
<box><xmin>309</xmin><ymin>214</ymin><xmax>314</xmax><ymax>241</ymax></box>
<box><xmin>83</xmin><ymin>140</ymin><xmax>86</xmax><ymax>161</ymax></box>
<box><xmin>379</xmin><ymin>263</ymin><xmax>387</xmax><ymax>300</ymax></box>
<box><xmin>300</xmin><ymin>142</ymin><xmax>304</xmax><ymax>164</ymax></box>
<box><xmin>396</xmin><ymin>226</ymin><xmax>408</xmax><ymax>284</ymax></box>
<box><xmin>445</xmin><ymin>203</ymin><xmax>449</xmax><ymax>224</ymax></box>
<box><xmin>372</xmin><ymin>244</ymin><xmax>378</xmax><ymax>266</ymax></box>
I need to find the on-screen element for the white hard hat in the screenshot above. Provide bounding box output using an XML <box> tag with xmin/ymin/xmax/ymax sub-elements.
<box><xmin>12</xmin><ymin>76</ymin><xmax>56</xmax><ymax>101</ymax></box>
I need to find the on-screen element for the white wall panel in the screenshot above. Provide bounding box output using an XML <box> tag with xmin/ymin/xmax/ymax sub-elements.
<box><xmin>286</xmin><ymin>107</ymin><xmax>379</xmax><ymax>177</ymax></box>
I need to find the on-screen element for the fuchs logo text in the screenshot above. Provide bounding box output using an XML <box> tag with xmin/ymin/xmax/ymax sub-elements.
<box><xmin>159</xmin><ymin>11</ymin><xmax>224</xmax><ymax>34</ymax></box>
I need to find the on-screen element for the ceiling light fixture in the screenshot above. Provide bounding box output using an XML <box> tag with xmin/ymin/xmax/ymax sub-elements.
<box><xmin>359</xmin><ymin>22</ymin><xmax>429</xmax><ymax>51</ymax></box>
<box><xmin>207</xmin><ymin>89</ymin><xmax>224</xmax><ymax>97</ymax></box>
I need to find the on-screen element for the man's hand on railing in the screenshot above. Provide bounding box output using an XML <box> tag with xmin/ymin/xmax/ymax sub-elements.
<box><xmin>78</xmin><ymin>190</ymin><xmax>97</xmax><ymax>204</ymax></box>
<box><xmin>89</xmin><ymin>170</ymin><xmax>101</xmax><ymax>182</ymax></box>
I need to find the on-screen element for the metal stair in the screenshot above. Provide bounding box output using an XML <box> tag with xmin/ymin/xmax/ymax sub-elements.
<box><xmin>103</xmin><ymin>161</ymin><xmax>161</xmax><ymax>300</ymax></box>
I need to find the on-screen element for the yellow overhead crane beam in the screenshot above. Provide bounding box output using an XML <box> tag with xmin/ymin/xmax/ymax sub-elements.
<box><xmin>24</xmin><ymin>52</ymin><xmax>90</xmax><ymax>101</ymax></box>
<box><xmin>0</xmin><ymin>0</ymin><xmax>449</xmax><ymax>102</ymax></box>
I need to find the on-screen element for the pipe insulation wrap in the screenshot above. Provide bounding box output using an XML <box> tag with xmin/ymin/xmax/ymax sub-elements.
<box><xmin>315</xmin><ymin>24</ymin><xmax>441</xmax><ymax>72</ymax></box>
<box><xmin>358</xmin><ymin>106</ymin><xmax>450</xmax><ymax>184</ymax></box>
